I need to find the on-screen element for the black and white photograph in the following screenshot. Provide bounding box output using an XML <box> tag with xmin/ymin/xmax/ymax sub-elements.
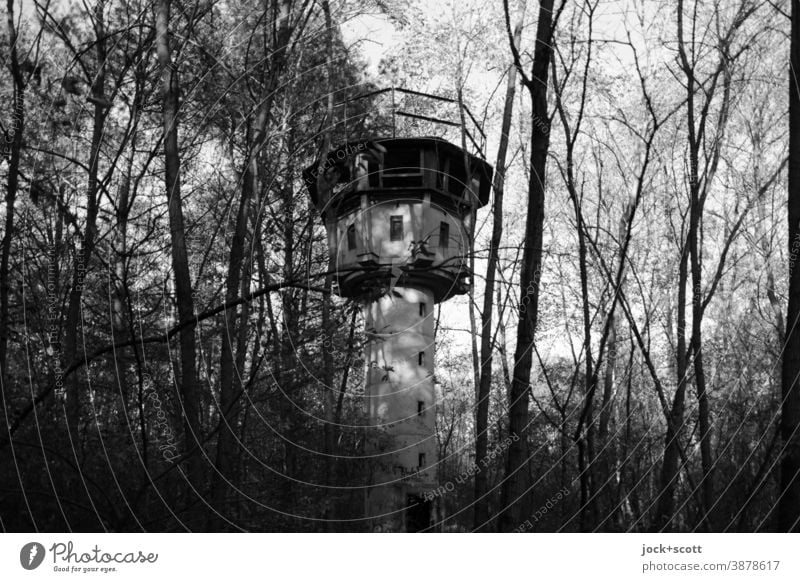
<box><xmin>2</xmin><ymin>0</ymin><xmax>800</xmax><ymax>565</ymax></box>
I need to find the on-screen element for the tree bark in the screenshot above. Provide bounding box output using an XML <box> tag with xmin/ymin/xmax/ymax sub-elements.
<box><xmin>212</xmin><ymin>106</ymin><xmax>266</xmax><ymax>526</ymax></box>
<box><xmin>0</xmin><ymin>0</ymin><xmax>25</xmax><ymax>383</ymax></box>
<box><xmin>780</xmin><ymin>0</ymin><xmax>800</xmax><ymax>533</ymax></box>
<box><xmin>156</xmin><ymin>0</ymin><xmax>202</xmax><ymax>493</ymax></box>
<box><xmin>474</xmin><ymin>15</ymin><xmax>521</xmax><ymax>532</ymax></box>
<box><xmin>500</xmin><ymin>0</ymin><xmax>558</xmax><ymax>531</ymax></box>
<box><xmin>62</xmin><ymin>0</ymin><xmax>107</xmax><ymax>474</ymax></box>
<box><xmin>320</xmin><ymin>0</ymin><xmax>336</xmax><ymax>458</ymax></box>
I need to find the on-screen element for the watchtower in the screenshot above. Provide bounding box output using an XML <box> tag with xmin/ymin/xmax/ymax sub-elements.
<box><xmin>304</xmin><ymin>129</ymin><xmax>492</xmax><ymax>532</ymax></box>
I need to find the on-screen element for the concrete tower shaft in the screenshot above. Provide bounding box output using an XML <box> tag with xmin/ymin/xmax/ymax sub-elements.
<box><xmin>363</xmin><ymin>286</ymin><xmax>437</xmax><ymax>532</ymax></box>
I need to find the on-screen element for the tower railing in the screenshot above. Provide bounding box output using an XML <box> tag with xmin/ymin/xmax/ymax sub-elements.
<box><xmin>336</xmin><ymin>87</ymin><xmax>487</xmax><ymax>159</ymax></box>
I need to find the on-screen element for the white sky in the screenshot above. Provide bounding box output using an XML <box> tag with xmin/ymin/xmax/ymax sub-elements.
<box><xmin>340</xmin><ymin>11</ymin><xmax>400</xmax><ymax>77</ymax></box>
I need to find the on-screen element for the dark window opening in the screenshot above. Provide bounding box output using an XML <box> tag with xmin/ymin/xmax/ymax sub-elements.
<box><xmin>390</xmin><ymin>216</ymin><xmax>404</xmax><ymax>241</ymax></box>
<box><xmin>447</xmin><ymin>155</ymin><xmax>468</xmax><ymax>196</ymax></box>
<box><xmin>384</xmin><ymin>149</ymin><xmax>420</xmax><ymax>175</ymax></box>
<box><xmin>418</xmin><ymin>452</ymin><xmax>426</xmax><ymax>468</ymax></box>
<box><xmin>436</xmin><ymin>155</ymin><xmax>447</xmax><ymax>190</ymax></box>
<box><xmin>439</xmin><ymin>222</ymin><xmax>450</xmax><ymax>248</ymax></box>
<box><xmin>417</xmin><ymin>401</ymin><xmax>425</xmax><ymax>416</ymax></box>
<box><xmin>347</xmin><ymin>224</ymin><xmax>356</xmax><ymax>250</ymax></box>
<box><xmin>367</xmin><ymin>158</ymin><xmax>380</xmax><ymax>187</ymax></box>
<box><xmin>405</xmin><ymin>494</ymin><xmax>432</xmax><ymax>533</ymax></box>
<box><xmin>419</xmin><ymin>302</ymin><xmax>426</xmax><ymax>317</ymax></box>
<box><xmin>418</xmin><ymin>351</ymin><xmax>425</xmax><ymax>366</ymax></box>
<box><xmin>382</xmin><ymin>149</ymin><xmax>423</xmax><ymax>188</ymax></box>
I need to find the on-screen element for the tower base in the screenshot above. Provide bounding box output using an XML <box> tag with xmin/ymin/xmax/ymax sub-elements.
<box><xmin>366</xmin><ymin>484</ymin><xmax>436</xmax><ymax>533</ymax></box>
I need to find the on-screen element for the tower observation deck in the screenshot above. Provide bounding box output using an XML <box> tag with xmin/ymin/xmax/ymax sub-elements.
<box><xmin>304</xmin><ymin>126</ymin><xmax>493</xmax><ymax>532</ymax></box>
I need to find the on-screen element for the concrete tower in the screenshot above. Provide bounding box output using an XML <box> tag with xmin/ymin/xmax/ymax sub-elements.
<box><xmin>304</xmin><ymin>137</ymin><xmax>492</xmax><ymax>532</ymax></box>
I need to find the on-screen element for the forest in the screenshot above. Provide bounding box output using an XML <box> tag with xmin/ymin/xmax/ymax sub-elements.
<box><xmin>2</xmin><ymin>0</ymin><xmax>800</xmax><ymax>533</ymax></box>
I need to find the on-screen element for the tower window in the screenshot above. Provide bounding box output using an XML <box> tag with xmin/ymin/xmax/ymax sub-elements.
<box><xmin>390</xmin><ymin>215</ymin><xmax>404</xmax><ymax>241</ymax></box>
<box><xmin>439</xmin><ymin>222</ymin><xmax>449</xmax><ymax>248</ymax></box>
<box><xmin>347</xmin><ymin>224</ymin><xmax>356</xmax><ymax>250</ymax></box>
<box><xmin>418</xmin><ymin>351</ymin><xmax>425</xmax><ymax>366</ymax></box>
<box><xmin>447</xmin><ymin>155</ymin><xmax>468</xmax><ymax>195</ymax></box>
<box><xmin>417</xmin><ymin>401</ymin><xmax>425</xmax><ymax>417</ymax></box>
<box><xmin>418</xmin><ymin>452</ymin><xmax>426</xmax><ymax>468</ymax></box>
<box><xmin>382</xmin><ymin>149</ymin><xmax>423</xmax><ymax>188</ymax></box>
<box><xmin>419</xmin><ymin>302</ymin><xmax>426</xmax><ymax>317</ymax></box>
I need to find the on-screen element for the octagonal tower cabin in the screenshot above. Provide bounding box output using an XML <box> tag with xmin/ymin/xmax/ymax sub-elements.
<box><xmin>304</xmin><ymin>137</ymin><xmax>493</xmax><ymax>532</ymax></box>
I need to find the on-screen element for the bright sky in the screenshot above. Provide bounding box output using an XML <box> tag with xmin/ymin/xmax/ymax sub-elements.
<box><xmin>340</xmin><ymin>11</ymin><xmax>400</xmax><ymax>77</ymax></box>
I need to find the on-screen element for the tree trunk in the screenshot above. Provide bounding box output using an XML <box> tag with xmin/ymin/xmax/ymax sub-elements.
<box><xmin>780</xmin><ymin>0</ymin><xmax>800</xmax><ymax>533</ymax></box>
<box><xmin>500</xmin><ymin>0</ymin><xmax>556</xmax><ymax>531</ymax></box>
<box><xmin>156</xmin><ymin>0</ymin><xmax>202</xmax><ymax>493</ymax></box>
<box><xmin>474</xmin><ymin>15</ymin><xmax>521</xmax><ymax>532</ymax></box>
<box><xmin>569</xmin><ymin>144</ymin><xmax>595</xmax><ymax>532</ymax></box>
<box><xmin>320</xmin><ymin>0</ymin><xmax>337</xmax><ymax>459</ymax></box>
<box><xmin>213</xmin><ymin>0</ymin><xmax>294</xmax><ymax>526</ymax></box>
<box><xmin>0</xmin><ymin>0</ymin><xmax>24</xmax><ymax>382</ymax></box>
<box><xmin>62</xmin><ymin>1</ymin><xmax>107</xmax><ymax>485</ymax></box>
<box><xmin>655</xmin><ymin>234</ymin><xmax>689</xmax><ymax>529</ymax></box>
<box><xmin>212</xmin><ymin>110</ymin><xmax>265</xmax><ymax>526</ymax></box>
